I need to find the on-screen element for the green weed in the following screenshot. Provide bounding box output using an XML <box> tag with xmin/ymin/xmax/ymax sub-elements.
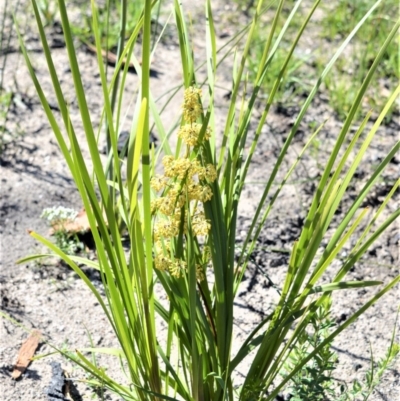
<box><xmin>337</xmin><ymin>337</ymin><xmax>400</xmax><ymax>400</ymax></box>
<box><xmin>41</xmin><ymin>207</ymin><xmax>85</xmax><ymax>255</ymax></box>
<box><xmin>281</xmin><ymin>299</ymin><xmax>338</xmax><ymax>401</ymax></box>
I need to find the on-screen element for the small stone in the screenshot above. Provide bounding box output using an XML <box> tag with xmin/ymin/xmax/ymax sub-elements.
<box><xmin>270</xmin><ymin>256</ymin><xmax>286</xmax><ymax>268</ymax></box>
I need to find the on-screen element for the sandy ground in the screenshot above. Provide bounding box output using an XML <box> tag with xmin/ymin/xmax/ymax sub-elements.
<box><xmin>1</xmin><ymin>1</ymin><xmax>399</xmax><ymax>400</ymax></box>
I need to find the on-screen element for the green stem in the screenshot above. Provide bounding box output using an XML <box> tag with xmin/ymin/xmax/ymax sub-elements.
<box><xmin>105</xmin><ymin>0</ymin><xmax>127</xmax><ymax>186</ymax></box>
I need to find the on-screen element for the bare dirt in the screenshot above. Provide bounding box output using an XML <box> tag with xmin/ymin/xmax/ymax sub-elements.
<box><xmin>0</xmin><ymin>1</ymin><xmax>399</xmax><ymax>400</ymax></box>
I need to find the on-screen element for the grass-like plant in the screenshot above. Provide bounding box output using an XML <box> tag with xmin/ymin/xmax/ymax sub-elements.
<box><xmin>321</xmin><ymin>0</ymin><xmax>399</xmax><ymax>120</ymax></box>
<box><xmin>242</xmin><ymin>2</ymin><xmax>310</xmax><ymax>105</ymax></box>
<box><xmin>69</xmin><ymin>0</ymin><xmax>145</xmax><ymax>52</ymax></box>
<box><xmin>337</xmin><ymin>311</ymin><xmax>400</xmax><ymax>401</ymax></box>
<box><xmin>239</xmin><ymin>0</ymin><xmax>399</xmax><ymax>120</ymax></box>
<box><xmin>0</xmin><ymin>0</ymin><xmax>22</xmax><ymax>153</ymax></box>
<box><xmin>16</xmin><ymin>0</ymin><xmax>399</xmax><ymax>400</ymax></box>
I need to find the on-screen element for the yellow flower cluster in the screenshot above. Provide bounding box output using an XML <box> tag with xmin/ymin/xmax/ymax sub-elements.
<box><xmin>177</xmin><ymin>86</ymin><xmax>212</xmax><ymax>147</ymax></box>
<box><xmin>178</xmin><ymin>123</ymin><xmax>211</xmax><ymax>147</ymax></box>
<box><xmin>151</xmin><ymin>159</ymin><xmax>216</xmax><ymax>216</ymax></box>
<box><xmin>152</xmin><ymin>86</ymin><xmax>217</xmax><ymax>281</ymax></box>
<box><xmin>154</xmin><ymin>253</ymin><xmax>187</xmax><ymax>279</ymax></box>
<box><xmin>182</xmin><ymin>86</ymin><xmax>203</xmax><ymax>123</ymax></box>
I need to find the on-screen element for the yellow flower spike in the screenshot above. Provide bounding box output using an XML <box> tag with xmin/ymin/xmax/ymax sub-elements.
<box><xmin>199</xmin><ymin>164</ymin><xmax>217</xmax><ymax>182</ymax></box>
<box><xmin>187</xmin><ymin>182</ymin><xmax>203</xmax><ymax>201</ymax></box>
<box><xmin>158</xmin><ymin>197</ymin><xmax>175</xmax><ymax>216</ymax></box>
<box><xmin>189</xmin><ymin>160</ymin><xmax>202</xmax><ymax>178</ymax></box>
<box><xmin>177</xmin><ymin>124</ymin><xmax>201</xmax><ymax>147</ymax></box>
<box><xmin>155</xmin><ymin>254</ymin><xmax>171</xmax><ymax>271</ymax></box>
<box><xmin>172</xmin><ymin>158</ymin><xmax>192</xmax><ymax>180</ymax></box>
<box><xmin>163</xmin><ymin>158</ymin><xmax>202</xmax><ymax>181</ymax></box>
<box><xmin>151</xmin><ymin>86</ymin><xmax>217</xmax><ymax>267</ymax></box>
<box><xmin>192</xmin><ymin>213</ymin><xmax>211</xmax><ymax>236</ymax></box>
<box><xmin>165</xmin><ymin>186</ymin><xmax>185</xmax><ymax>209</ymax></box>
<box><xmin>150</xmin><ymin>175</ymin><xmax>168</xmax><ymax>191</ymax></box>
<box><xmin>177</xmin><ymin>123</ymin><xmax>212</xmax><ymax>147</ymax></box>
<box><xmin>195</xmin><ymin>264</ymin><xmax>205</xmax><ymax>282</ymax></box>
<box><xmin>198</xmin><ymin>185</ymin><xmax>213</xmax><ymax>203</ymax></box>
<box><xmin>205</xmin><ymin>164</ymin><xmax>217</xmax><ymax>182</ymax></box>
<box><xmin>182</xmin><ymin>86</ymin><xmax>203</xmax><ymax>123</ymax></box>
<box><xmin>183</xmin><ymin>86</ymin><xmax>202</xmax><ymax>100</ymax></box>
<box><xmin>155</xmin><ymin>240</ymin><xmax>171</xmax><ymax>254</ymax></box>
<box><xmin>162</xmin><ymin>155</ymin><xmax>175</xmax><ymax>177</ymax></box>
<box><xmin>151</xmin><ymin>198</ymin><xmax>162</xmax><ymax>213</ymax></box>
<box><xmin>154</xmin><ymin>219</ymin><xmax>179</xmax><ymax>239</ymax></box>
<box><xmin>169</xmin><ymin>259</ymin><xmax>186</xmax><ymax>278</ymax></box>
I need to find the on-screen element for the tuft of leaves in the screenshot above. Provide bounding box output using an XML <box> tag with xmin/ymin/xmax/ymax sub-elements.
<box><xmin>281</xmin><ymin>299</ymin><xmax>338</xmax><ymax>401</ymax></box>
